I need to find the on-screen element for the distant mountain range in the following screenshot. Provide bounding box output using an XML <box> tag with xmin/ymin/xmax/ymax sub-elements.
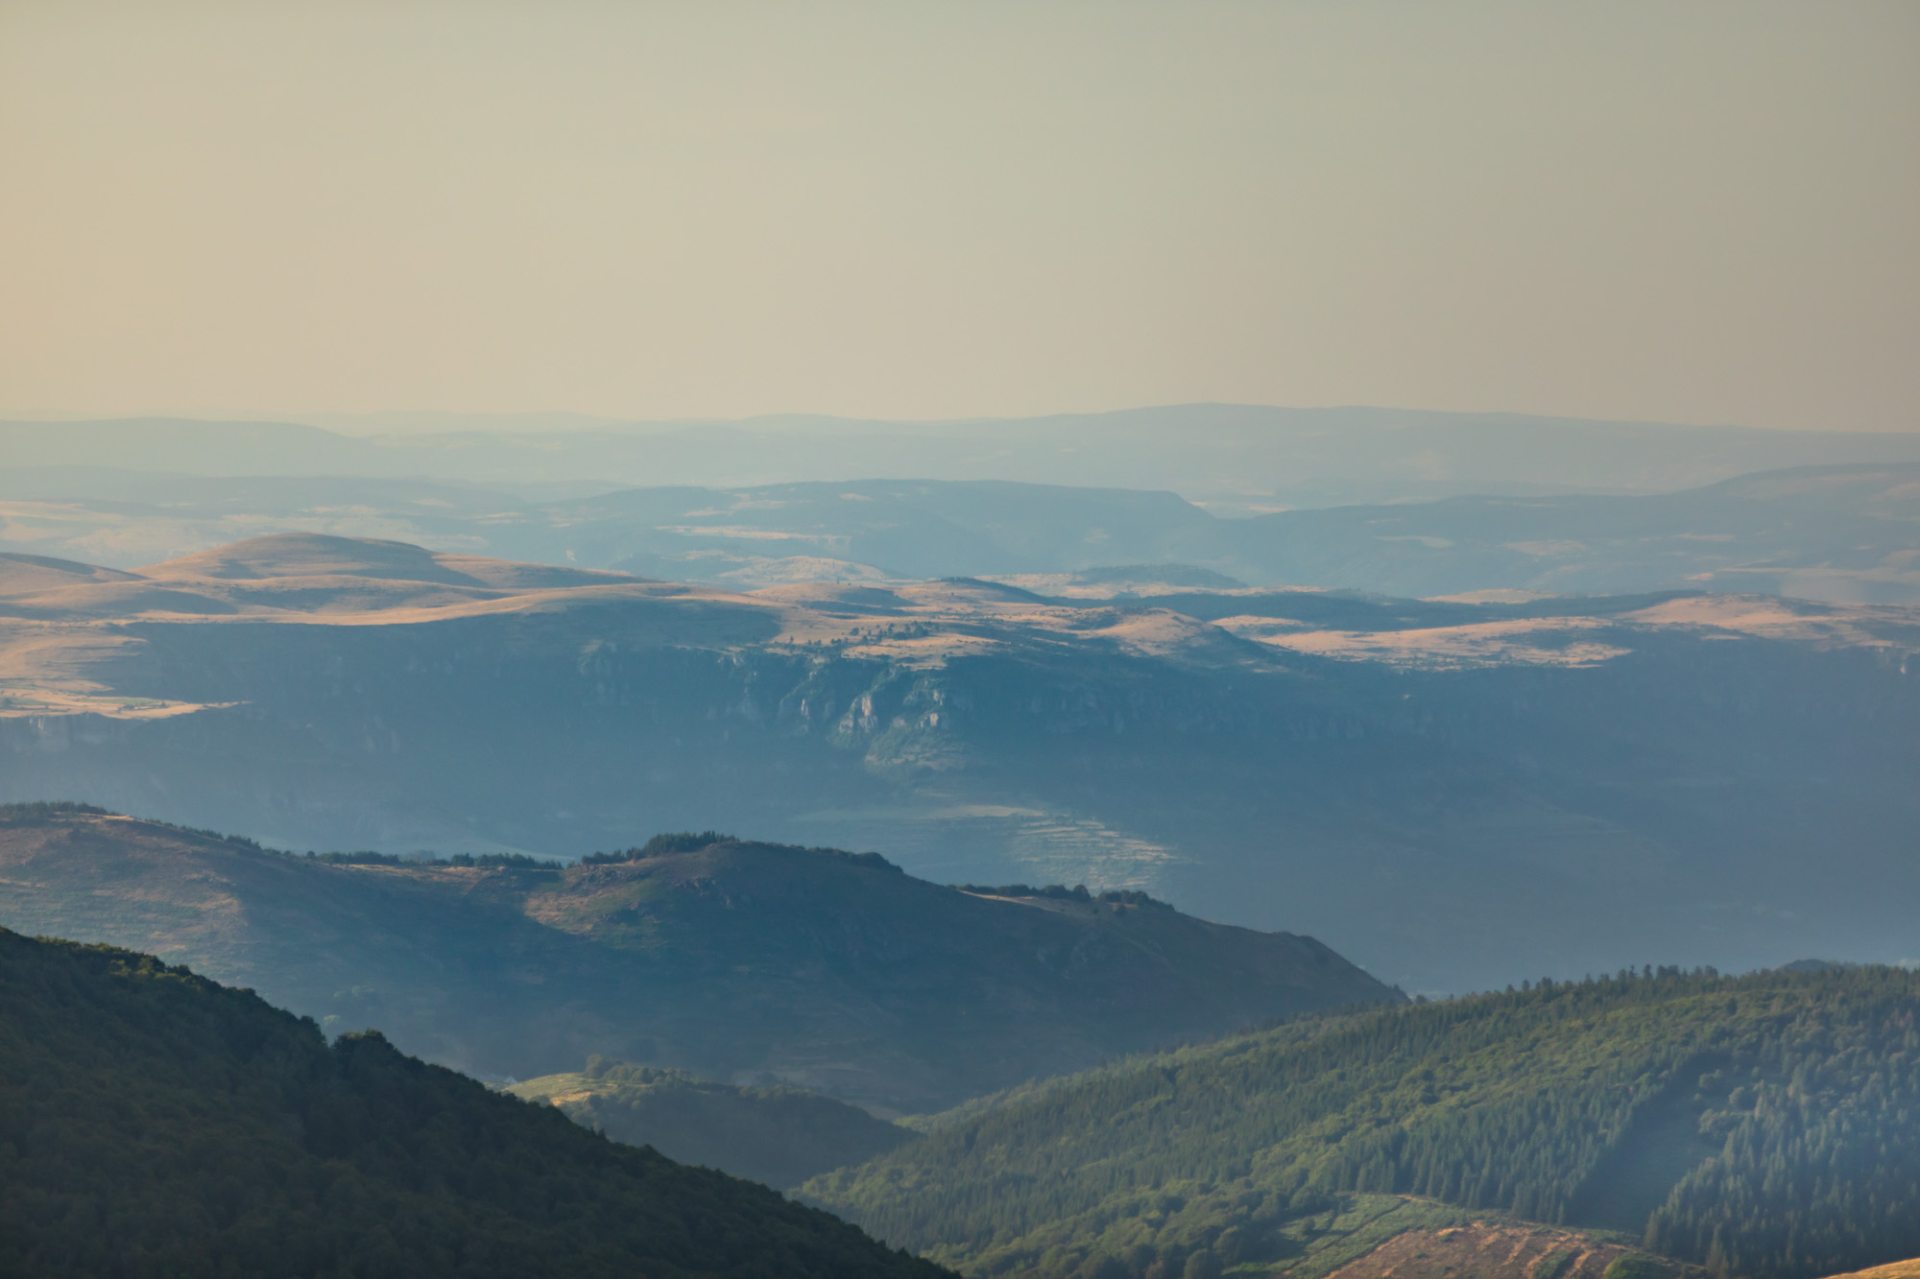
<box><xmin>5</xmin><ymin>451</ymin><xmax>1918</xmax><ymax>603</ymax></box>
<box><xmin>804</xmin><ymin>965</ymin><xmax>1920</xmax><ymax>1279</ymax></box>
<box><xmin>2</xmin><ymin>535</ymin><xmax>1916</xmax><ymax>990</ymax></box>
<box><xmin>0</xmin><ymin>807</ymin><xmax>1394</xmax><ymax>1111</ymax></box>
<box><xmin>0</xmin><ymin>925</ymin><xmax>951</xmax><ymax>1279</ymax></box>
<box><xmin>7</xmin><ymin>408</ymin><xmax>1920</xmax><ymax>509</ymax></box>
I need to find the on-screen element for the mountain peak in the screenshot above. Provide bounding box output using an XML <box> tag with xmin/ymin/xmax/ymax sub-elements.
<box><xmin>140</xmin><ymin>532</ymin><xmax>478</xmax><ymax>584</ymax></box>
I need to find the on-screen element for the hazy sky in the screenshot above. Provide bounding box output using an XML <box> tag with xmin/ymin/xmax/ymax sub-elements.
<box><xmin>2</xmin><ymin>1</ymin><xmax>1915</xmax><ymax>430</ymax></box>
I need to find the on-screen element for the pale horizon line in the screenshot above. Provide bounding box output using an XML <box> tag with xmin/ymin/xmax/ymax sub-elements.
<box><xmin>3</xmin><ymin>401</ymin><xmax>1916</xmax><ymax>437</ymax></box>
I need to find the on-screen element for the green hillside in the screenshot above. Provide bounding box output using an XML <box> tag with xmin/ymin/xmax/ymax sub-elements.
<box><xmin>0</xmin><ymin>807</ymin><xmax>1396</xmax><ymax>1111</ymax></box>
<box><xmin>0</xmin><ymin>926</ymin><xmax>949</xmax><ymax>1279</ymax></box>
<box><xmin>510</xmin><ymin>1058</ymin><xmax>915</xmax><ymax>1188</ymax></box>
<box><xmin>804</xmin><ymin>966</ymin><xmax>1920</xmax><ymax>1279</ymax></box>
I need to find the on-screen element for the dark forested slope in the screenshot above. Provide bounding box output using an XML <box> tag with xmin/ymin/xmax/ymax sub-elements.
<box><xmin>805</xmin><ymin>966</ymin><xmax>1920</xmax><ymax>1279</ymax></box>
<box><xmin>0</xmin><ymin>927</ymin><xmax>949</xmax><ymax>1279</ymax></box>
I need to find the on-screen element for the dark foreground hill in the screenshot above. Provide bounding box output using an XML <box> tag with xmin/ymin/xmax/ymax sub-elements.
<box><xmin>0</xmin><ymin>807</ymin><xmax>1395</xmax><ymax>1111</ymax></box>
<box><xmin>0</xmin><ymin>927</ymin><xmax>950</xmax><ymax>1279</ymax></box>
<box><xmin>803</xmin><ymin>966</ymin><xmax>1920</xmax><ymax>1279</ymax></box>
<box><xmin>510</xmin><ymin>1058</ymin><xmax>915</xmax><ymax>1189</ymax></box>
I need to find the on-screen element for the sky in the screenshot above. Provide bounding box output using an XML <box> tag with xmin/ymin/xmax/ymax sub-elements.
<box><xmin>1</xmin><ymin>1</ymin><xmax>1915</xmax><ymax>431</ymax></box>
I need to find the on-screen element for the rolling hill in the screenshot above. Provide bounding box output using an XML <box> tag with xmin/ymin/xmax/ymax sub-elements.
<box><xmin>0</xmin><ymin>534</ymin><xmax>1916</xmax><ymax>991</ymax></box>
<box><xmin>0</xmin><ymin>926</ymin><xmax>950</xmax><ymax>1279</ymax></box>
<box><xmin>803</xmin><ymin>965</ymin><xmax>1920</xmax><ymax>1279</ymax></box>
<box><xmin>0</xmin><ymin>807</ymin><xmax>1395</xmax><ymax>1112</ymax></box>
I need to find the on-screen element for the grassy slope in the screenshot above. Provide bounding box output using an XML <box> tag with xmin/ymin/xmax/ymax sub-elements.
<box><xmin>509</xmin><ymin>1059</ymin><xmax>915</xmax><ymax>1188</ymax></box>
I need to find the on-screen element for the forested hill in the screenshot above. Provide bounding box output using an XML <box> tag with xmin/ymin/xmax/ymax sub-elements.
<box><xmin>0</xmin><ymin>806</ymin><xmax>1396</xmax><ymax>1111</ymax></box>
<box><xmin>0</xmin><ymin>927</ymin><xmax>950</xmax><ymax>1279</ymax></box>
<box><xmin>804</xmin><ymin>966</ymin><xmax>1920</xmax><ymax>1279</ymax></box>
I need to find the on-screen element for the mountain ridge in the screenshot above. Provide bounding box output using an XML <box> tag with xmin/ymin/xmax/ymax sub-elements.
<box><xmin>0</xmin><ymin>807</ymin><xmax>1398</xmax><ymax>1112</ymax></box>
